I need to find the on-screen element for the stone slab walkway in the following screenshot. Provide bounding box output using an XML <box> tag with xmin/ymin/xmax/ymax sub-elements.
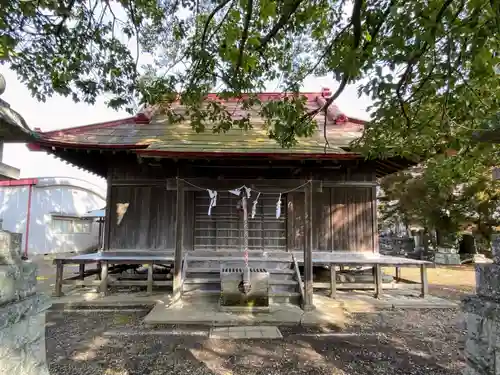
<box><xmin>143</xmin><ymin>291</ymin><xmax>457</xmax><ymax>327</ymax></box>
<box><xmin>209</xmin><ymin>326</ymin><xmax>283</xmax><ymax>339</ymax></box>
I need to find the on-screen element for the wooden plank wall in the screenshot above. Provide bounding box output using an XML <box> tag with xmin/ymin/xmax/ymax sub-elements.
<box><xmin>288</xmin><ymin>187</ymin><xmax>375</xmax><ymax>252</ymax></box>
<box><xmin>108</xmin><ymin>185</ymin><xmax>194</xmax><ymax>250</ymax></box>
<box><xmin>107</xmin><ymin>164</ymin><xmax>376</xmax><ymax>252</ymax></box>
<box><xmin>331</xmin><ymin>187</ymin><xmax>375</xmax><ymax>251</ymax></box>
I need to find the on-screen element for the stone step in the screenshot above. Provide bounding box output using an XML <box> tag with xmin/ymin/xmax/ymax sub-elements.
<box><xmin>270</xmin><ymin>291</ymin><xmax>301</xmax><ymax>304</ymax></box>
<box><xmin>182</xmin><ymin>283</ymin><xmax>221</xmax><ymax>293</ymax></box>
<box><xmin>270</xmin><ymin>279</ymin><xmax>297</xmax><ymax>285</ymax></box>
<box><xmin>182</xmin><ymin>283</ymin><xmax>299</xmax><ymax>295</ymax></box>
<box><xmin>182</xmin><ymin>289</ymin><xmax>301</xmax><ymax>304</ymax></box>
<box><xmin>184</xmin><ymin>278</ymin><xmax>220</xmax><ymax>284</ymax></box>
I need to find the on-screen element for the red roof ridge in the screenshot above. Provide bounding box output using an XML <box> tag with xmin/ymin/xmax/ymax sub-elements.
<box><xmin>145</xmin><ymin>90</ymin><xmax>367</xmax><ymax>125</ymax></box>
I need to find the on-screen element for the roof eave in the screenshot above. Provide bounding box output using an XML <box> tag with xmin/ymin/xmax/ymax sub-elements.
<box><xmin>135</xmin><ymin>149</ymin><xmax>362</xmax><ymax>160</ymax></box>
<box><xmin>27</xmin><ymin>141</ymin><xmax>150</xmax><ymax>151</ymax></box>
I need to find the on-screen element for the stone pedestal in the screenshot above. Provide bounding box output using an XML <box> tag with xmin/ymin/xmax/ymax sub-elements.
<box><xmin>0</xmin><ymin>230</ymin><xmax>51</xmax><ymax>375</ymax></box>
<box><xmin>463</xmin><ymin>235</ymin><xmax>500</xmax><ymax>374</ymax></box>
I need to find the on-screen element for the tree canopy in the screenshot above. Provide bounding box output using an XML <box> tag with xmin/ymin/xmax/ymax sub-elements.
<box><xmin>379</xmin><ymin>144</ymin><xmax>500</xmax><ymax>250</ymax></box>
<box><xmin>1</xmin><ymin>0</ymin><xmax>499</xmax><ymax>156</ymax></box>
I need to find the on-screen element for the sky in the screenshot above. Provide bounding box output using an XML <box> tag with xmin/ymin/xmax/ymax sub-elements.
<box><xmin>0</xmin><ymin>65</ymin><xmax>372</xmax><ymax>190</ymax></box>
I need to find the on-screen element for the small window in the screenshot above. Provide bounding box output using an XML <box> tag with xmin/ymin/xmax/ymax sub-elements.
<box><xmin>52</xmin><ymin>218</ymin><xmax>91</xmax><ymax>234</ymax></box>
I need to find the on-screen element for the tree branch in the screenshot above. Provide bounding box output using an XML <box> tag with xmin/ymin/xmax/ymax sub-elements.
<box><xmin>207</xmin><ymin>3</ymin><xmax>233</xmax><ymax>42</ymax></box>
<box><xmin>396</xmin><ymin>0</ymin><xmax>454</xmax><ymax>128</ymax></box>
<box><xmin>200</xmin><ymin>0</ymin><xmax>232</xmax><ymax>47</ymax></box>
<box><xmin>361</xmin><ymin>0</ymin><xmax>395</xmax><ymax>50</ymax></box>
<box><xmin>259</xmin><ymin>0</ymin><xmax>303</xmax><ymax>50</ymax></box>
<box><xmin>56</xmin><ymin>0</ymin><xmax>76</xmax><ymax>36</ymax></box>
<box><xmin>323</xmin><ymin>108</ymin><xmax>330</xmax><ymax>152</ymax></box>
<box><xmin>306</xmin><ymin>23</ymin><xmax>351</xmax><ymax>76</ymax></box>
<box><xmin>126</xmin><ymin>2</ymin><xmax>141</xmax><ymax>68</ymax></box>
<box><xmin>309</xmin><ymin>0</ymin><xmax>394</xmax><ymax>123</ymax></box>
<box><xmin>236</xmin><ymin>0</ymin><xmax>253</xmax><ymax>73</ymax></box>
<box><xmin>352</xmin><ymin>0</ymin><xmax>363</xmax><ymax>49</ymax></box>
<box><xmin>306</xmin><ymin>0</ymin><xmax>367</xmax><ymax>120</ymax></box>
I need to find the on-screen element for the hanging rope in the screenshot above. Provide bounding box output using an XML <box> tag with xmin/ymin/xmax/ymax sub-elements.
<box><xmin>242</xmin><ymin>194</ymin><xmax>249</xmax><ymax>267</ymax></box>
<box><xmin>240</xmin><ymin>192</ymin><xmax>251</xmax><ymax>294</ymax></box>
<box><xmin>176</xmin><ymin>177</ymin><xmax>312</xmax><ymax>196</ymax></box>
<box><xmin>175</xmin><ymin>177</ymin><xmax>312</xmax><ymax>295</ymax></box>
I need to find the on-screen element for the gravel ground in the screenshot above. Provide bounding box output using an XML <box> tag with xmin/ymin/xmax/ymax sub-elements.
<box><xmin>46</xmin><ymin>306</ymin><xmax>465</xmax><ymax>375</ymax></box>
<box><xmin>41</xmin><ymin>259</ymin><xmax>470</xmax><ymax>374</ymax></box>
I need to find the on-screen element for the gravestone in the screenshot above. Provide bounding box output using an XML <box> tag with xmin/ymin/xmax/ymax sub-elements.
<box><xmin>0</xmin><ymin>229</ymin><xmax>51</xmax><ymax>374</ymax></box>
<box><xmin>434</xmin><ymin>247</ymin><xmax>461</xmax><ymax>265</ymax></box>
<box><xmin>463</xmin><ymin>234</ymin><xmax>500</xmax><ymax>374</ymax></box>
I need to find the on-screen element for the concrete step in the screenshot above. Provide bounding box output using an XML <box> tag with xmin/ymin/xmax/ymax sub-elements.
<box><xmin>182</xmin><ymin>289</ymin><xmax>301</xmax><ymax>305</ymax></box>
<box><xmin>270</xmin><ymin>291</ymin><xmax>301</xmax><ymax>304</ymax></box>
<box><xmin>269</xmin><ymin>279</ymin><xmax>297</xmax><ymax>285</ymax></box>
<box><xmin>183</xmin><ymin>283</ymin><xmax>221</xmax><ymax>293</ymax></box>
<box><xmin>183</xmin><ymin>278</ymin><xmax>220</xmax><ymax>284</ymax></box>
<box><xmin>269</xmin><ymin>280</ymin><xmax>299</xmax><ymax>293</ymax></box>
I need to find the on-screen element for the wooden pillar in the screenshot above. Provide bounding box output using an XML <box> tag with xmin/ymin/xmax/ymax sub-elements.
<box><xmin>173</xmin><ymin>178</ymin><xmax>184</xmax><ymax>300</ymax></box>
<box><xmin>374</xmin><ymin>264</ymin><xmax>382</xmax><ymax>299</ymax></box>
<box><xmin>329</xmin><ymin>265</ymin><xmax>336</xmax><ymax>299</ymax></box>
<box><xmin>54</xmin><ymin>260</ymin><xmax>64</xmax><ymax>297</ymax></box>
<box><xmin>303</xmin><ymin>181</ymin><xmax>314</xmax><ymax>310</ymax></box>
<box><xmin>99</xmin><ymin>261</ymin><xmax>109</xmax><ymax>296</ymax></box>
<box><xmin>79</xmin><ymin>264</ymin><xmax>85</xmax><ymax>287</ymax></box>
<box><xmin>103</xmin><ymin>171</ymin><xmax>113</xmax><ymax>250</ymax></box>
<box><xmin>286</xmin><ymin>195</ymin><xmax>294</xmax><ymax>252</ymax></box>
<box><xmin>420</xmin><ymin>264</ymin><xmax>428</xmax><ymax>298</ymax></box>
<box><xmin>372</xmin><ymin>185</ymin><xmax>379</xmax><ymax>253</ymax></box>
<box><xmin>147</xmin><ymin>263</ymin><xmax>154</xmax><ymax>295</ymax></box>
<box><xmin>96</xmin><ymin>261</ymin><xmax>102</xmax><ymax>280</ymax></box>
<box><xmin>395</xmin><ymin>266</ymin><xmax>401</xmax><ymax>282</ymax></box>
<box><xmin>79</xmin><ymin>264</ymin><xmax>85</xmax><ymax>279</ymax></box>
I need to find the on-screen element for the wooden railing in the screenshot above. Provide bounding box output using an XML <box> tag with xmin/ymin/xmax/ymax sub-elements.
<box><xmin>292</xmin><ymin>254</ymin><xmax>305</xmax><ymax>305</ymax></box>
<box><xmin>180</xmin><ymin>252</ymin><xmax>188</xmax><ymax>294</ymax></box>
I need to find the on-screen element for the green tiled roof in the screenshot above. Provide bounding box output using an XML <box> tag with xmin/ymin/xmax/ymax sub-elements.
<box><xmin>36</xmin><ymin>93</ymin><xmax>365</xmax><ymax>155</ymax></box>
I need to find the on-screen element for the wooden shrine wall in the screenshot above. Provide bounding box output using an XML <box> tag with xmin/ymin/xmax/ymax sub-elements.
<box><xmin>287</xmin><ymin>187</ymin><xmax>376</xmax><ymax>252</ymax></box>
<box><xmin>106</xmin><ymin>165</ymin><xmax>377</xmax><ymax>252</ymax></box>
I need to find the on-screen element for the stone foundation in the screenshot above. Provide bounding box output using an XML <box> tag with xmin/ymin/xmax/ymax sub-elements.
<box><xmin>0</xmin><ymin>230</ymin><xmax>51</xmax><ymax>375</ymax></box>
<box><xmin>463</xmin><ymin>235</ymin><xmax>500</xmax><ymax>374</ymax></box>
<box><xmin>0</xmin><ymin>294</ymin><xmax>50</xmax><ymax>374</ymax></box>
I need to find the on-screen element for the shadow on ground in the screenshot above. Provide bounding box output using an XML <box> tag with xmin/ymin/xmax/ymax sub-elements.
<box><xmin>46</xmin><ymin>305</ymin><xmax>465</xmax><ymax>375</ymax></box>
